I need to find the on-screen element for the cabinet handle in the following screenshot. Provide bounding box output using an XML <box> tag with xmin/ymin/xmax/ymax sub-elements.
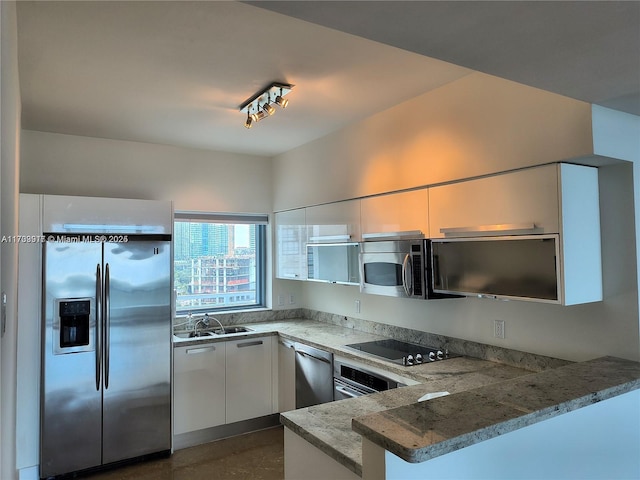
<box><xmin>278</xmin><ymin>339</ymin><xmax>295</xmax><ymax>349</ymax></box>
<box><xmin>362</xmin><ymin>230</ymin><xmax>424</xmax><ymax>240</ymax></box>
<box><xmin>295</xmin><ymin>349</ymin><xmax>331</xmax><ymax>364</ymax></box>
<box><xmin>440</xmin><ymin>223</ymin><xmax>538</xmax><ymax>237</ymax></box>
<box><xmin>282</xmin><ymin>273</ymin><xmax>298</xmax><ymax>278</ymax></box>
<box><xmin>186</xmin><ymin>346</ymin><xmax>216</xmax><ymax>354</ymax></box>
<box><xmin>309</xmin><ymin>234</ymin><xmax>351</xmax><ymax>242</ymax></box>
<box><xmin>237</xmin><ymin>340</ymin><xmax>263</xmax><ymax>348</ymax></box>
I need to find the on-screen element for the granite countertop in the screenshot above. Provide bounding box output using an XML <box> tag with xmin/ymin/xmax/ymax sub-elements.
<box><xmin>176</xmin><ymin>318</ymin><xmax>635</xmax><ymax>478</ymax></box>
<box><xmin>173</xmin><ymin>318</ymin><xmax>534</xmax><ymax>385</ymax></box>
<box><xmin>352</xmin><ymin>356</ymin><xmax>640</xmax><ymax>465</ymax></box>
<box><xmin>179</xmin><ymin>319</ymin><xmax>537</xmax><ymax>477</ymax></box>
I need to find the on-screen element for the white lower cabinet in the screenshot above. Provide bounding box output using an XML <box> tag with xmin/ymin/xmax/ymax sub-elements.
<box><xmin>225</xmin><ymin>336</ymin><xmax>275</xmax><ymax>424</ymax></box>
<box><xmin>174</xmin><ymin>343</ymin><xmax>226</xmax><ymax>435</ymax></box>
<box><xmin>174</xmin><ymin>334</ymin><xmax>276</xmax><ymax>436</ymax></box>
<box><xmin>278</xmin><ymin>339</ymin><xmax>296</xmax><ymax>412</ymax></box>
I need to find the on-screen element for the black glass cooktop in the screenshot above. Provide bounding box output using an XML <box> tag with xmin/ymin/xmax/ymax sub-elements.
<box><xmin>345</xmin><ymin>339</ymin><xmax>457</xmax><ymax>366</ymax></box>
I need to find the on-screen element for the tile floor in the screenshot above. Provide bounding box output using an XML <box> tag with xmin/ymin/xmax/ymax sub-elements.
<box><xmin>86</xmin><ymin>426</ymin><xmax>284</xmax><ymax>480</ymax></box>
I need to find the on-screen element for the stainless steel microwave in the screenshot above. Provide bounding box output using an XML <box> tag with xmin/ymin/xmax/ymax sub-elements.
<box><xmin>359</xmin><ymin>239</ymin><xmax>427</xmax><ymax>298</ymax></box>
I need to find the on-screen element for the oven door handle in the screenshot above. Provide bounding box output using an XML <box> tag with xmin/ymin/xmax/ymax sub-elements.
<box><xmin>334</xmin><ymin>378</ymin><xmax>369</xmax><ymax>398</ymax></box>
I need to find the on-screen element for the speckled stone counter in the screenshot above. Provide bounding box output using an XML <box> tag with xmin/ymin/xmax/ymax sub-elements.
<box><xmin>352</xmin><ymin>356</ymin><xmax>640</xmax><ymax>465</ymax></box>
<box><xmin>280</xmin><ymin>357</ymin><xmax>531</xmax><ymax>476</ymax></box>
<box><xmin>173</xmin><ymin>317</ymin><xmax>577</xmax><ymax>477</ymax></box>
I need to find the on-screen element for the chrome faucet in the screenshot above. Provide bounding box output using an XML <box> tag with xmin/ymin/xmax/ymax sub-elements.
<box><xmin>205</xmin><ymin>313</ymin><xmax>225</xmax><ymax>335</ymax></box>
<box><xmin>193</xmin><ymin>316</ymin><xmax>209</xmax><ymax>336</ymax></box>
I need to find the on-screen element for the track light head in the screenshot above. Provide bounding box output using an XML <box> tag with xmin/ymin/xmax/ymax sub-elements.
<box><xmin>253</xmin><ymin>109</ymin><xmax>267</xmax><ymax>122</ymax></box>
<box><xmin>263</xmin><ymin>101</ymin><xmax>276</xmax><ymax>116</ymax></box>
<box><xmin>239</xmin><ymin>82</ymin><xmax>293</xmax><ymax>128</ymax></box>
<box><xmin>275</xmin><ymin>95</ymin><xmax>288</xmax><ymax>108</ymax></box>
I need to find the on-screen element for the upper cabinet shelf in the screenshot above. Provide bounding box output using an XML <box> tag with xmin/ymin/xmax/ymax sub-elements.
<box><xmin>429</xmin><ymin>165</ymin><xmax>561</xmax><ymax>239</ymax></box>
<box><xmin>274</xmin><ymin>163</ymin><xmax>602</xmax><ymax>305</ymax></box>
<box><xmin>360</xmin><ymin>189</ymin><xmax>429</xmax><ymax>239</ymax></box>
<box><xmin>306</xmin><ymin>200</ymin><xmax>361</xmax><ymax>243</ymax></box>
<box><xmin>274</xmin><ymin>208</ymin><xmax>308</xmax><ymax>281</ymax></box>
<box><xmin>429</xmin><ymin>163</ymin><xmax>602</xmax><ymax>305</ymax></box>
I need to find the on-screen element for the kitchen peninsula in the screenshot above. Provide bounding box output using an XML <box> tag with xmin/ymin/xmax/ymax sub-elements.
<box><xmin>174</xmin><ymin>313</ymin><xmax>640</xmax><ymax>480</ymax></box>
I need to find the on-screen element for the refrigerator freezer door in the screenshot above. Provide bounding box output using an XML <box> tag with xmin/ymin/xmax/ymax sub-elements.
<box><xmin>41</xmin><ymin>240</ymin><xmax>103</xmax><ymax>478</ymax></box>
<box><xmin>101</xmin><ymin>240</ymin><xmax>172</xmax><ymax>464</ymax></box>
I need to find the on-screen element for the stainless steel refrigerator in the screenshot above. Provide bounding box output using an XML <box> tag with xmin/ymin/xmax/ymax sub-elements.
<box><xmin>40</xmin><ymin>234</ymin><xmax>172</xmax><ymax>478</ymax></box>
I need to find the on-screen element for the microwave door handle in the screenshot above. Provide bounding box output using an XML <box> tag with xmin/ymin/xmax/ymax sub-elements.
<box><xmin>402</xmin><ymin>254</ymin><xmax>413</xmax><ymax>296</ymax></box>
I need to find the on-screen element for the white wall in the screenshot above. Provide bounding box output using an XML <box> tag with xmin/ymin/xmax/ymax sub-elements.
<box><xmin>20</xmin><ymin>130</ymin><xmax>272</xmax><ymax>214</ymax></box>
<box><xmin>273</xmin><ymin>73</ymin><xmax>639</xmax><ymax>363</ymax></box>
<box><xmin>1</xmin><ymin>2</ymin><xmax>21</xmax><ymax>479</ymax></box>
<box><xmin>273</xmin><ymin>72</ymin><xmax>594</xmax><ymax>211</ymax></box>
<box><xmin>592</xmin><ymin>106</ymin><xmax>640</xmax><ymax>361</ymax></box>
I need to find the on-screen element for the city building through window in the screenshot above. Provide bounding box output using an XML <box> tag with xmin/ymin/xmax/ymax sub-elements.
<box><xmin>174</xmin><ymin>212</ymin><xmax>267</xmax><ymax>313</ymax></box>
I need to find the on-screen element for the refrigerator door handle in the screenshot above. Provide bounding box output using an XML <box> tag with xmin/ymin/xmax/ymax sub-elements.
<box><xmin>104</xmin><ymin>263</ymin><xmax>110</xmax><ymax>389</ymax></box>
<box><xmin>96</xmin><ymin>264</ymin><xmax>102</xmax><ymax>391</ymax></box>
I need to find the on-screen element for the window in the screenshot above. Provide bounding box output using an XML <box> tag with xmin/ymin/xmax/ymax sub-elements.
<box><xmin>174</xmin><ymin>212</ymin><xmax>267</xmax><ymax>313</ymax></box>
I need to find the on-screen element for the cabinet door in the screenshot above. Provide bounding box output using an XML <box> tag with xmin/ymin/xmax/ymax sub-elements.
<box><xmin>225</xmin><ymin>336</ymin><xmax>273</xmax><ymax>423</ymax></box>
<box><xmin>306</xmin><ymin>200</ymin><xmax>361</xmax><ymax>243</ymax></box>
<box><xmin>429</xmin><ymin>165</ymin><xmax>560</xmax><ymax>238</ymax></box>
<box><xmin>275</xmin><ymin>209</ymin><xmax>308</xmax><ymax>280</ymax></box>
<box><xmin>361</xmin><ymin>189</ymin><xmax>429</xmax><ymax>239</ymax></box>
<box><xmin>174</xmin><ymin>343</ymin><xmax>226</xmax><ymax>435</ymax></box>
<box><xmin>278</xmin><ymin>339</ymin><xmax>296</xmax><ymax>412</ymax></box>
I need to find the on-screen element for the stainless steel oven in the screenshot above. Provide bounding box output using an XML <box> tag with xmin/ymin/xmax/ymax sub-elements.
<box><xmin>333</xmin><ymin>359</ymin><xmax>402</xmax><ymax>400</ymax></box>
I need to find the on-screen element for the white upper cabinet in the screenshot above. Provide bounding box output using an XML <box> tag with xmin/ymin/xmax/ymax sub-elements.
<box><xmin>274</xmin><ymin>209</ymin><xmax>308</xmax><ymax>280</ymax></box>
<box><xmin>429</xmin><ymin>165</ymin><xmax>560</xmax><ymax>238</ymax></box>
<box><xmin>306</xmin><ymin>199</ymin><xmax>361</xmax><ymax>243</ymax></box>
<box><xmin>360</xmin><ymin>189</ymin><xmax>429</xmax><ymax>239</ymax></box>
<box><xmin>429</xmin><ymin>163</ymin><xmax>602</xmax><ymax>305</ymax></box>
<box><xmin>42</xmin><ymin>194</ymin><xmax>172</xmax><ymax>234</ymax></box>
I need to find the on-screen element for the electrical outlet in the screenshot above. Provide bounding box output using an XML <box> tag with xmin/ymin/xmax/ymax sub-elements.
<box><xmin>355</xmin><ymin>299</ymin><xmax>361</xmax><ymax>313</ymax></box>
<box><xmin>288</xmin><ymin>294</ymin><xmax>295</xmax><ymax>305</ymax></box>
<box><xmin>494</xmin><ymin>320</ymin><xmax>505</xmax><ymax>339</ymax></box>
<box><xmin>277</xmin><ymin>294</ymin><xmax>285</xmax><ymax>306</ymax></box>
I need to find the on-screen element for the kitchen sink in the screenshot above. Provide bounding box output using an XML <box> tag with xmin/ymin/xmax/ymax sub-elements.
<box><xmin>212</xmin><ymin>326</ymin><xmax>253</xmax><ymax>335</ymax></box>
<box><xmin>173</xmin><ymin>331</ymin><xmax>216</xmax><ymax>339</ymax></box>
<box><xmin>173</xmin><ymin>326</ymin><xmax>253</xmax><ymax>339</ymax></box>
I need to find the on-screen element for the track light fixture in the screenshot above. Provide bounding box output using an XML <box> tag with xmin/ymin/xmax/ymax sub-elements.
<box><xmin>239</xmin><ymin>82</ymin><xmax>293</xmax><ymax>129</ymax></box>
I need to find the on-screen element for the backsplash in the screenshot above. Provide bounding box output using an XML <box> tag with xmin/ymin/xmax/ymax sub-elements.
<box><xmin>303</xmin><ymin>309</ymin><xmax>570</xmax><ymax>372</ymax></box>
<box><xmin>174</xmin><ymin>307</ymin><xmax>569</xmax><ymax>372</ymax></box>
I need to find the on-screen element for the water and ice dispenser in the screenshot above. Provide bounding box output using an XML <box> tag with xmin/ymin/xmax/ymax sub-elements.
<box><xmin>54</xmin><ymin>298</ymin><xmax>94</xmax><ymax>354</ymax></box>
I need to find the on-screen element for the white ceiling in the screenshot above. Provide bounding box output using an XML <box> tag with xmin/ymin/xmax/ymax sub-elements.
<box><xmin>16</xmin><ymin>1</ymin><xmax>640</xmax><ymax>157</ymax></box>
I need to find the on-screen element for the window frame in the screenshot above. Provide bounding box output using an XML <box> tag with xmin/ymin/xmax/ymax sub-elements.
<box><xmin>173</xmin><ymin>211</ymin><xmax>268</xmax><ymax>314</ymax></box>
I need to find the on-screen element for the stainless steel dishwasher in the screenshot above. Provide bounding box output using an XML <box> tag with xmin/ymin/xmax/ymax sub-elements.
<box><xmin>294</xmin><ymin>342</ymin><xmax>334</xmax><ymax>408</ymax></box>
